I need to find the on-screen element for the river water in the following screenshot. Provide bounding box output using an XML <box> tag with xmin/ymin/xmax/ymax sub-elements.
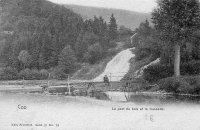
<box><xmin>0</xmin><ymin>89</ymin><xmax>200</xmax><ymax>130</ymax></box>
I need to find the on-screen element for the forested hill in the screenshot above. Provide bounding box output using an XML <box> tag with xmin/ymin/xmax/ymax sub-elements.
<box><xmin>0</xmin><ymin>0</ymin><xmax>129</xmax><ymax>80</ymax></box>
<box><xmin>64</xmin><ymin>4</ymin><xmax>151</xmax><ymax>30</ymax></box>
<box><xmin>0</xmin><ymin>0</ymin><xmax>83</xmax><ymax>69</ymax></box>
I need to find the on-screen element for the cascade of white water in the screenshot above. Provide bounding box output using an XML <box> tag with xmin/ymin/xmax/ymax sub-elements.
<box><xmin>93</xmin><ymin>48</ymin><xmax>135</xmax><ymax>82</ymax></box>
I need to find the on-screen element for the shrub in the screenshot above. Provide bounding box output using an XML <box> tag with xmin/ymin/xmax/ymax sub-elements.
<box><xmin>19</xmin><ymin>68</ymin><xmax>31</xmax><ymax>80</ymax></box>
<box><xmin>181</xmin><ymin>60</ymin><xmax>200</xmax><ymax>75</ymax></box>
<box><xmin>143</xmin><ymin>60</ymin><xmax>200</xmax><ymax>83</ymax></box>
<box><xmin>135</xmin><ymin>48</ymin><xmax>151</xmax><ymax>61</ymax></box>
<box><xmin>39</xmin><ymin>69</ymin><xmax>49</xmax><ymax>80</ymax></box>
<box><xmin>159</xmin><ymin>77</ymin><xmax>190</xmax><ymax>94</ymax></box>
<box><xmin>159</xmin><ymin>76</ymin><xmax>200</xmax><ymax>94</ymax></box>
<box><xmin>19</xmin><ymin>68</ymin><xmax>29</xmax><ymax>79</ymax></box>
<box><xmin>18</xmin><ymin>69</ymin><xmax>41</xmax><ymax>80</ymax></box>
<box><xmin>50</xmin><ymin>66</ymin><xmax>67</xmax><ymax>80</ymax></box>
<box><xmin>107</xmin><ymin>48</ymin><xmax>118</xmax><ymax>57</ymax></box>
<box><xmin>84</xmin><ymin>43</ymin><xmax>104</xmax><ymax>64</ymax></box>
<box><xmin>143</xmin><ymin>64</ymin><xmax>173</xmax><ymax>82</ymax></box>
<box><xmin>182</xmin><ymin>76</ymin><xmax>200</xmax><ymax>94</ymax></box>
<box><xmin>31</xmin><ymin>69</ymin><xmax>41</xmax><ymax>79</ymax></box>
<box><xmin>0</xmin><ymin>67</ymin><xmax>18</xmax><ymax>80</ymax></box>
<box><xmin>107</xmin><ymin>40</ymin><xmax>117</xmax><ymax>48</ymax></box>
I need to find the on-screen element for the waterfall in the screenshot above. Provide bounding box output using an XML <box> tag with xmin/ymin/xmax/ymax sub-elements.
<box><xmin>93</xmin><ymin>48</ymin><xmax>135</xmax><ymax>82</ymax></box>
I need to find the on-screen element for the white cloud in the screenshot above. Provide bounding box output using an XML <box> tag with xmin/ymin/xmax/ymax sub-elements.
<box><xmin>48</xmin><ymin>0</ymin><xmax>157</xmax><ymax>13</ymax></box>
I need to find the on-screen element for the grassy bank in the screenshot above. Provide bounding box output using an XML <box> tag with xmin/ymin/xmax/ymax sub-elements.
<box><xmin>133</xmin><ymin>75</ymin><xmax>200</xmax><ymax>95</ymax></box>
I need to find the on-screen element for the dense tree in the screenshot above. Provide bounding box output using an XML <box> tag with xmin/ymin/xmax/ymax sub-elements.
<box><xmin>18</xmin><ymin>50</ymin><xmax>32</xmax><ymax>69</ymax></box>
<box><xmin>84</xmin><ymin>43</ymin><xmax>104</xmax><ymax>64</ymax></box>
<box><xmin>75</xmin><ymin>16</ymin><xmax>115</xmax><ymax>63</ymax></box>
<box><xmin>119</xmin><ymin>25</ymin><xmax>133</xmax><ymax>36</ymax></box>
<box><xmin>58</xmin><ymin>45</ymin><xmax>77</xmax><ymax>74</ymax></box>
<box><xmin>133</xmin><ymin>20</ymin><xmax>162</xmax><ymax>61</ymax></box>
<box><xmin>75</xmin><ymin>31</ymin><xmax>98</xmax><ymax>61</ymax></box>
<box><xmin>136</xmin><ymin>20</ymin><xmax>151</xmax><ymax>38</ymax></box>
<box><xmin>108</xmin><ymin>14</ymin><xmax>118</xmax><ymax>40</ymax></box>
<box><xmin>38</xmin><ymin>53</ymin><xmax>46</xmax><ymax>69</ymax></box>
<box><xmin>152</xmin><ymin>0</ymin><xmax>200</xmax><ymax>77</ymax></box>
<box><xmin>1</xmin><ymin>0</ymin><xmax>83</xmax><ymax>70</ymax></box>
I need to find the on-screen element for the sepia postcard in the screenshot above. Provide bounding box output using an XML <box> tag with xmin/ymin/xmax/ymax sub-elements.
<box><xmin>1</xmin><ymin>0</ymin><xmax>200</xmax><ymax>130</ymax></box>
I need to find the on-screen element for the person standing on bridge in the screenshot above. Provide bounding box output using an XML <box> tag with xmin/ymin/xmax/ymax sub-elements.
<box><xmin>103</xmin><ymin>75</ymin><xmax>110</xmax><ymax>86</ymax></box>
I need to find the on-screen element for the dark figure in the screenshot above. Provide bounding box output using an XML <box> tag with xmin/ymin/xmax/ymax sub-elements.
<box><xmin>103</xmin><ymin>75</ymin><xmax>110</xmax><ymax>86</ymax></box>
<box><xmin>87</xmin><ymin>82</ymin><xmax>95</xmax><ymax>90</ymax></box>
<box><xmin>87</xmin><ymin>82</ymin><xmax>96</xmax><ymax>97</ymax></box>
<box><xmin>40</xmin><ymin>84</ymin><xmax>48</xmax><ymax>92</ymax></box>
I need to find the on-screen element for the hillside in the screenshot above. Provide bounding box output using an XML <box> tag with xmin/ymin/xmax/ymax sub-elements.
<box><xmin>64</xmin><ymin>4</ymin><xmax>151</xmax><ymax>30</ymax></box>
<box><xmin>0</xmin><ymin>0</ymin><xmax>134</xmax><ymax>80</ymax></box>
<box><xmin>0</xmin><ymin>0</ymin><xmax>83</xmax><ymax>72</ymax></box>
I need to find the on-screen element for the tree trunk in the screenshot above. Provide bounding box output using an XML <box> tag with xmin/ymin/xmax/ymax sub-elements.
<box><xmin>174</xmin><ymin>44</ymin><xmax>180</xmax><ymax>77</ymax></box>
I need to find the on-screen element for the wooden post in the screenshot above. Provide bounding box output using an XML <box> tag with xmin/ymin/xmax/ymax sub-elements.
<box><xmin>47</xmin><ymin>73</ymin><xmax>51</xmax><ymax>87</ymax></box>
<box><xmin>109</xmin><ymin>73</ymin><xmax>112</xmax><ymax>90</ymax></box>
<box><xmin>109</xmin><ymin>73</ymin><xmax>111</xmax><ymax>82</ymax></box>
<box><xmin>68</xmin><ymin>74</ymin><xmax>71</xmax><ymax>95</ymax></box>
<box><xmin>22</xmin><ymin>77</ymin><xmax>25</xmax><ymax>88</ymax></box>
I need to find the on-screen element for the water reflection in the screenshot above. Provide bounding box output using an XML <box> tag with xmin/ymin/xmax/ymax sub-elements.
<box><xmin>1</xmin><ymin>87</ymin><xmax>200</xmax><ymax>104</ymax></box>
<box><xmin>1</xmin><ymin>87</ymin><xmax>110</xmax><ymax>100</ymax></box>
<box><xmin>124</xmin><ymin>92</ymin><xmax>200</xmax><ymax>104</ymax></box>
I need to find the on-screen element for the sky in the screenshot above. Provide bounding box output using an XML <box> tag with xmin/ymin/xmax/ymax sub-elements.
<box><xmin>48</xmin><ymin>0</ymin><xmax>157</xmax><ymax>13</ymax></box>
